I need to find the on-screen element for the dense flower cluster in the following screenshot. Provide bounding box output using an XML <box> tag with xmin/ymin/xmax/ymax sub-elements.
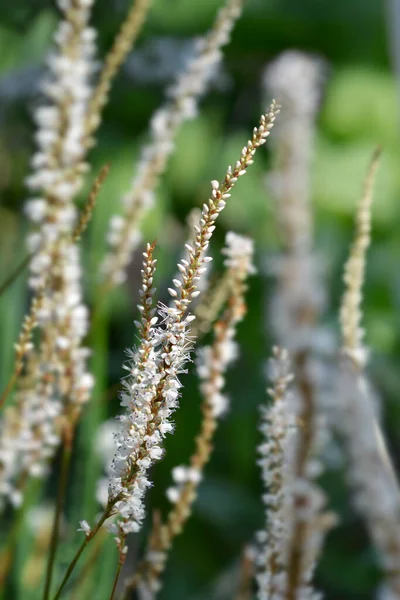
<box><xmin>257</xmin><ymin>348</ymin><xmax>335</xmax><ymax>600</ymax></box>
<box><xmin>257</xmin><ymin>347</ymin><xmax>296</xmax><ymax>599</ymax></box>
<box><xmin>126</xmin><ymin>232</ymin><xmax>256</xmax><ymax>597</ymax></box>
<box><xmin>0</xmin><ymin>0</ymin><xmax>96</xmax><ymax>508</ymax></box>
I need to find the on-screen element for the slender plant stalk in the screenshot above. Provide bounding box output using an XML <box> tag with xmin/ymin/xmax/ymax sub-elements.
<box><xmin>108</xmin><ymin>554</ymin><xmax>126</xmax><ymax>600</ymax></box>
<box><xmin>68</xmin><ymin>530</ymin><xmax>107</xmax><ymax>600</ymax></box>
<box><xmin>0</xmin><ymin>251</ymin><xmax>34</xmax><ymax>299</ymax></box>
<box><xmin>109</xmin><ymin>565</ymin><xmax>122</xmax><ymax>600</ymax></box>
<box><xmin>286</xmin><ymin>349</ymin><xmax>315</xmax><ymax>600</ymax></box>
<box><xmin>71</xmin><ymin>164</ymin><xmax>111</xmax><ymax>243</ymax></box>
<box><xmin>51</xmin><ymin>505</ymin><xmax>114</xmax><ymax>600</ymax></box>
<box><xmin>43</xmin><ymin>426</ymin><xmax>75</xmax><ymax>600</ymax></box>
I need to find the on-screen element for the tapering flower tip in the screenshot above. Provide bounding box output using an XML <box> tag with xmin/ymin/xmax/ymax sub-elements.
<box><xmin>172</xmin><ymin>104</ymin><xmax>279</xmax><ymax>318</ymax></box>
<box><xmin>339</xmin><ymin>147</ymin><xmax>382</xmax><ymax>369</ymax></box>
<box><xmin>264</xmin><ymin>51</ymin><xmax>324</xmax><ymax>117</ymax></box>
<box><xmin>221</xmin><ymin>231</ymin><xmax>256</xmax><ymax>276</ymax></box>
<box><xmin>137</xmin><ymin>241</ymin><xmax>158</xmax><ymax>335</ymax></box>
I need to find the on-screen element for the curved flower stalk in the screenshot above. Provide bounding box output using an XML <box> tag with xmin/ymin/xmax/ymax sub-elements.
<box><xmin>256</xmin><ymin>348</ymin><xmax>335</xmax><ymax>600</ymax></box>
<box><xmin>101</xmin><ymin>0</ymin><xmax>244</xmax><ymax>288</ymax></box>
<box><xmin>124</xmin><ymin>232</ymin><xmax>255</xmax><ymax>598</ymax></box>
<box><xmin>50</xmin><ymin>105</ymin><xmax>279</xmax><ymax>600</ymax></box>
<box><xmin>338</xmin><ymin>149</ymin><xmax>400</xmax><ymax>596</ymax></box>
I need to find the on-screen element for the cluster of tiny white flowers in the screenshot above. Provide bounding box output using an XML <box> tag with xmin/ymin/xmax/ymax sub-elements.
<box><xmin>264</xmin><ymin>51</ymin><xmax>323</xmax><ymax>252</ymax></box>
<box><xmin>0</xmin><ymin>0</ymin><xmax>96</xmax><ymax>509</ymax></box>
<box><xmin>24</xmin><ymin>0</ymin><xmax>96</xmax><ymax>395</ymax></box>
<box><xmin>197</xmin><ymin>231</ymin><xmax>255</xmax><ymax>416</ymax></box>
<box><xmin>166</xmin><ymin>232</ymin><xmax>255</xmax><ymax>505</ymax></box>
<box><xmin>264</xmin><ymin>51</ymin><xmax>329</xmax><ymax>356</ymax></box>
<box><xmin>26</xmin><ymin>0</ymin><xmax>96</xmax><ymax>245</ymax></box>
<box><xmin>105</xmin><ymin>306</ymin><xmax>196</xmax><ymax>541</ymax></box>
<box><xmin>256</xmin><ymin>347</ymin><xmax>295</xmax><ymax>599</ymax></box>
<box><xmin>166</xmin><ymin>466</ymin><xmax>202</xmax><ymax>504</ymax></box>
<box><xmin>257</xmin><ymin>348</ymin><xmax>334</xmax><ymax>600</ymax></box>
<box><xmin>101</xmin><ymin>0</ymin><xmax>244</xmax><ymax>287</ymax></box>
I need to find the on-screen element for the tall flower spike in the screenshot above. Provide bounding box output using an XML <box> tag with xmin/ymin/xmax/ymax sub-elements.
<box><xmin>338</xmin><ymin>149</ymin><xmax>400</xmax><ymax>597</ymax></box>
<box><xmin>0</xmin><ymin>0</ymin><xmax>97</xmax><ymax>509</ymax></box>
<box><xmin>128</xmin><ymin>232</ymin><xmax>255</xmax><ymax>597</ymax></box>
<box><xmin>0</xmin><ymin>0</ymin><xmax>154</xmax><ymax>510</ymax></box>
<box><xmin>101</xmin><ymin>104</ymin><xmax>279</xmax><ymax>546</ymax></box>
<box><xmin>101</xmin><ymin>0</ymin><xmax>245</xmax><ymax>288</ymax></box>
<box><xmin>256</xmin><ymin>348</ymin><xmax>335</xmax><ymax>600</ymax></box>
<box><xmin>265</xmin><ymin>53</ymin><xmax>334</xmax><ymax>600</ymax></box>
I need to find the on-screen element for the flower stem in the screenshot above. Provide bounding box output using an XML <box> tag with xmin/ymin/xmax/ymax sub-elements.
<box><xmin>0</xmin><ymin>251</ymin><xmax>34</xmax><ymax>298</ymax></box>
<box><xmin>108</xmin><ymin>558</ymin><xmax>124</xmax><ymax>600</ymax></box>
<box><xmin>51</xmin><ymin>506</ymin><xmax>111</xmax><ymax>600</ymax></box>
<box><xmin>0</xmin><ymin>371</ymin><xmax>18</xmax><ymax>411</ymax></box>
<box><xmin>43</xmin><ymin>426</ymin><xmax>74</xmax><ymax>600</ymax></box>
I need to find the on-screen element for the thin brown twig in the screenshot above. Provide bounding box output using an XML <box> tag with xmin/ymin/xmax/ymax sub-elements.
<box><xmin>0</xmin><ymin>290</ymin><xmax>44</xmax><ymax>411</ymax></box>
<box><xmin>71</xmin><ymin>164</ymin><xmax>111</xmax><ymax>243</ymax></box>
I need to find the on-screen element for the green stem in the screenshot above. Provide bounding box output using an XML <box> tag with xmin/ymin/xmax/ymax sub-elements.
<box><xmin>43</xmin><ymin>430</ymin><xmax>74</xmax><ymax>600</ymax></box>
<box><xmin>109</xmin><ymin>559</ymin><xmax>124</xmax><ymax>600</ymax></box>
<box><xmin>51</xmin><ymin>508</ymin><xmax>111</xmax><ymax>600</ymax></box>
<box><xmin>0</xmin><ymin>251</ymin><xmax>33</xmax><ymax>298</ymax></box>
<box><xmin>68</xmin><ymin>530</ymin><xmax>107</xmax><ymax>600</ymax></box>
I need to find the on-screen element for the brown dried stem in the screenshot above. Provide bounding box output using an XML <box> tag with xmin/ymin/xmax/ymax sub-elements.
<box><xmin>84</xmin><ymin>0</ymin><xmax>153</xmax><ymax>147</ymax></box>
<box><xmin>72</xmin><ymin>164</ymin><xmax>111</xmax><ymax>243</ymax></box>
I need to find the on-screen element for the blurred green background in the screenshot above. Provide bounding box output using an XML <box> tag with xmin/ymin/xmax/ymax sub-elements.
<box><xmin>1</xmin><ymin>0</ymin><xmax>400</xmax><ymax>598</ymax></box>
